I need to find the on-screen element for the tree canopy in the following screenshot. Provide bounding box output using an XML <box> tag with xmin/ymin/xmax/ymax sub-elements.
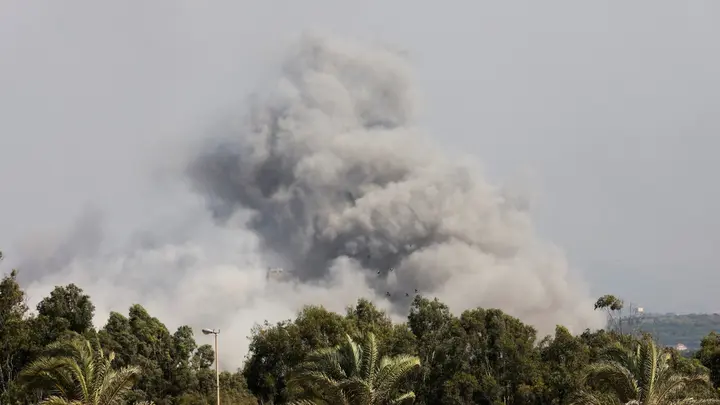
<box><xmin>2</xmin><ymin>251</ymin><xmax>720</xmax><ymax>405</ymax></box>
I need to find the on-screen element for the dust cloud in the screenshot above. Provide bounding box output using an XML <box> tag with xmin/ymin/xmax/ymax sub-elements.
<box><xmin>15</xmin><ymin>34</ymin><xmax>603</xmax><ymax>370</ymax></box>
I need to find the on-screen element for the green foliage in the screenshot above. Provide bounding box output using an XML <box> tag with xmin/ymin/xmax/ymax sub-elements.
<box><xmin>36</xmin><ymin>284</ymin><xmax>96</xmax><ymax>335</ymax></box>
<box><xmin>0</xmin><ymin>267</ymin><xmax>34</xmax><ymax>404</ymax></box>
<box><xmin>5</xmin><ymin>250</ymin><xmax>720</xmax><ymax>405</ymax></box>
<box><xmin>570</xmin><ymin>337</ymin><xmax>720</xmax><ymax>405</ymax></box>
<box><xmin>0</xmin><ymin>250</ymin><xmax>254</xmax><ymax>405</ymax></box>
<box><xmin>406</xmin><ymin>297</ymin><xmax>544</xmax><ymax>405</ymax></box>
<box><xmin>288</xmin><ymin>332</ymin><xmax>420</xmax><ymax>404</ymax></box>
<box><xmin>19</xmin><ymin>337</ymin><xmax>141</xmax><ymax>405</ymax></box>
<box><xmin>594</xmin><ymin>295</ymin><xmax>624</xmax><ymax>312</ymax></box>
<box><xmin>696</xmin><ymin>332</ymin><xmax>720</xmax><ymax>388</ymax></box>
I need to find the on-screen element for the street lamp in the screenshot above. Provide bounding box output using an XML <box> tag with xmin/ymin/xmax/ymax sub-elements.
<box><xmin>202</xmin><ymin>328</ymin><xmax>220</xmax><ymax>405</ymax></box>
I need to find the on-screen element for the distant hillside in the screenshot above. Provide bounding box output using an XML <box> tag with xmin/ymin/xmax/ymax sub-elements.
<box><xmin>637</xmin><ymin>313</ymin><xmax>720</xmax><ymax>351</ymax></box>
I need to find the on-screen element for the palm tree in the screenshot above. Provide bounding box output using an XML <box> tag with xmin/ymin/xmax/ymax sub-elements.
<box><xmin>20</xmin><ymin>337</ymin><xmax>142</xmax><ymax>405</ymax></box>
<box><xmin>289</xmin><ymin>332</ymin><xmax>420</xmax><ymax>405</ymax></box>
<box><xmin>571</xmin><ymin>336</ymin><xmax>720</xmax><ymax>405</ymax></box>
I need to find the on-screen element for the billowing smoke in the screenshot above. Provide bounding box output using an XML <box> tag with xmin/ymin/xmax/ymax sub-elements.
<box><xmin>187</xmin><ymin>34</ymin><xmax>603</xmax><ymax>331</ymax></box>
<box><xmin>12</xmin><ymin>33</ymin><xmax>603</xmax><ymax>370</ymax></box>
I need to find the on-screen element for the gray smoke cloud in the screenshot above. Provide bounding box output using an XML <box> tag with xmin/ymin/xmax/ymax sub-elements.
<box><xmin>12</xmin><ymin>33</ymin><xmax>603</xmax><ymax>370</ymax></box>
<box><xmin>187</xmin><ymin>34</ymin><xmax>604</xmax><ymax>331</ymax></box>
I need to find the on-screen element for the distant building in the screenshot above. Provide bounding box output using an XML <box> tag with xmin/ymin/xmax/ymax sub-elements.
<box><xmin>675</xmin><ymin>343</ymin><xmax>688</xmax><ymax>352</ymax></box>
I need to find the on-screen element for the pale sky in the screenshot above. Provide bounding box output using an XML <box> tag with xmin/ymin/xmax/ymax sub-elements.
<box><xmin>1</xmin><ymin>1</ymin><xmax>718</xmax><ymax>315</ymax></box>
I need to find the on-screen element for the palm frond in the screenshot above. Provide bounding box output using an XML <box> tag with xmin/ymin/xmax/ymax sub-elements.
<box><xmin>292</xmin><ymin>370</ymin><xmax>341</xmax><ymax>388</ymax></box>
<box><xmin>299</xmin><ymin>348</ymin><xmax>347</xmax><ymax>381</ymax></box>
<box><xmin>97</xmin><ymin>365</ymin><xmax>142</xmax><ymax>405</ymax></box>
<box><xmin>375</xmin><ymin>355</ymin><xmax>421</xmax><ymax>399</ymax></box>
<box><xmin>90</xmin><ymin>352</ymin><xmax>114</xmax><ymax>404</ymax></box>
<box><xmin>333</xmin><ymin>334</ymin><xmax>361</xmax><ymax>380</ymax></box>
<box><xmin>653</xmin><ymin>373</ymin><xmax>715</xmax><ymax>404</ymax></box>
<box><xmin>579</xmin><ymin>337</ymin><xmax>718</xmax><ymax>405</ymax></box>
<box><xmin>599</xmin><ymin>344</ymin><xmax>635</xmax><ymax>369</ymax></box>
<box><xmin>390</xmin><ymin>391</ymin><xmax>416</xmax><ymax>404</ymax></box>
<box><xmin>21</xmin><ymin>338</ymin><xmax>141</xmax><ymax>405</ymax></box>
<box><xmin>339</xmin><ymin>376</ymin><xmax>373</xmax><ymax>404</ymax></box>
<box><xmin>568</xmin><ymin>389</ymin><xmax>620</xmax><ymax>405</ymax></box>
<box><xmin>21</xmin><ymin>356</ymin><xmax>79</xmax><ymax>399</ymax></box>
<box><xmin>289</xmin><ymin>400</ymin><xmax>323</xmax><ymax>405</ymax></box>
<box><xmin>359</xmin><ymin>333</ymin><xmax>379</xmax><ymax>382</ymax></box>
<box><xmin>289</xmin><ymin>369</ymin><xmax>349</xmax><ymax>404</ymax></box>
<box><xmin>582</xmin><ymin>361</ymin><xmax>638</xmax><ymax>403</ymax></box>
<box><xmin>290</xmin><ymin>332</ymin><xmax>417</xmax><ymax>405</ymax></box>
<box><xmin>637</xmin><ymin>338</ymin><xmax>659</xmax><ymax>402</ymax></box>
<box><xmin>38</xmin><ymin>396</ymin><xmax>82</xmax><ymax>405</ymax></box>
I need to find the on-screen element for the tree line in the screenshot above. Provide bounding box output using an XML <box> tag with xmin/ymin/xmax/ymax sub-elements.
<box><xmin>4</xmin><ymin>253</ymin><xmax>720</xmax><ymax>404</ymax></box>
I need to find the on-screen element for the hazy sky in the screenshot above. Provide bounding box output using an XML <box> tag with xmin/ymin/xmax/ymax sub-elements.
<box><xmin>1</xmin><ymin>0</ymin><xmax>719</xmax><ymax>319</ymax></box>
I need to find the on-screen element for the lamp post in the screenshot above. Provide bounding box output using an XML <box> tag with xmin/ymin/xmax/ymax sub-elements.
<box><xmin>202</xmin><ymin>328</ymin><xmax>220</xmax><ymax>405</ymax></box>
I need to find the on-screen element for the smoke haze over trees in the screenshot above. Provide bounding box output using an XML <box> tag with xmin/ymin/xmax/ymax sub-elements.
<box><xmin>3</xmin><ymin>3</ymin><xmax>720</xmax><ymax>404</ymax></box>
<box><xmin>3</xmin><ymin>267</ymin><xmax>720</xmax><ymax>405</ymax></box>
<box><xmin>4</xmin><ymin>34</ymin><xmax>606</xmax><ymax>368</ymax></box>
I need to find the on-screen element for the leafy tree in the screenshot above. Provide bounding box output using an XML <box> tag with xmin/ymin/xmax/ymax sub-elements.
<box><xmin>696</xmin><ymin>332</ymin><xmax>720</xmax><ymax>388</ymax></box>
<box><xmin>441</xmin><ymin>372</ymin><xmax>484</xmax><ymax>405</ymax></box>
<box><xmin>175</xmin><ymin>370</ymin><xmax>256</xmax><ymax>405</ymax></box>
<box><xmin>408</xmin><ymin>297</ymin><xmax>544</xmax><ymax>405</ymax></box>
<box><xmin>594</xmin><ymin>294</ymin><xmax>624</xmax><ymax>333</ymax></box>
<box><xmin>243</xmin><ymin>318</ymin><xmax>307</xmax><ymax>403</ymax></box>
<box><xmin>478</xmin><ymin>308</ymin><xmax>542</xmax><ymax>405</ymax></box>
<box><xmin>571</xmin><ymin>336</ymin><xmax>720</xmax><ymax>405</ymax></box>
<box><xmin>192</xmin><ymin>345</ymin><xmax>215</xmax><ymax>370</ymax></box>
<box><xmin>218</xmin><ymin>371</ymin><xmax>257</xmax><ymax>405</ymax></box>
<box><xmin>537</xmin><ymin>326</ymin><xmax>590</xmax><ymax>405</ymax></box>
<box><xmin>98</xmin><ymin>312</ymin><xmax>139</xmax><ymax>369</ymax></box>
<box><xmin>20</xmin><ymin>337</ymin><xmax>141</xmax><ymax>405</ymax></box>
<box><xmin>0</xmin><ymin>255</ymin><xmax>255</xmax><ymax>405</ymax></box>
<box><xmin>0</xmin><ymin>267</ymin><xmax>34</xmax><ymax>403</ymax></box>
<box><xmin>6</xmin><ymin>251</ymin><xmax>719</xmax><ymax>405</ymax></box>
<box><xmin>289</xmin><ymin>332</ymin><xmax>420</xmax><ymax>404</ymax></box>
<box><xmin>408</xmin><ymin>296</ymin><xmax>463</xmax><ymax>404</ymax></box>
<box><xmin>345</xmin><ymin>299</ymin><xmax>416</xmax><ymax>358</ymax></box>
<box><xmin>27</xmin><ymin>284</ymin><xmax>96</xmax><ymax>352</ymax></box>
<box><xmin>36</xmin><ymin>284</ymin><xmax>96</xmax><ymax>334</ymax></box>
<box><xmin>243</xmin><ymin>302</ymin><xmax>387</xmax><ymax>403</ymax></box>
<box><xmin>99</xmin><ymin>304</ymin><xmax>203</xmax><ymax>405</ymax></box>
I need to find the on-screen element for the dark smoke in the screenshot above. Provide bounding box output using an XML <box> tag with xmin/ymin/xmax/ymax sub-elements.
<box><xmin>14</xmin><ymin>34</ymin><xmax>602</xmax><ymax>370</ymax></box>
<box><xmin>187</xmin><ymin>34</ymin><xmax>603</xmax><ymax>331</ymax></box>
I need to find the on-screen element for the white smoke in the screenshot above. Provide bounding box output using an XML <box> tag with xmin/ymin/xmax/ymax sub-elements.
<box><xmin>15</xmin><ymin>33</ymin><xmax>603</xmax><ymax>370</ymax></box>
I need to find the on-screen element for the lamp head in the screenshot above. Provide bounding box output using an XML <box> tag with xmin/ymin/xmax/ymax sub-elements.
<box><xmin>202</xmin><ymin>328</ymin><xmax>215</xmax><ymax>335</ymax></box>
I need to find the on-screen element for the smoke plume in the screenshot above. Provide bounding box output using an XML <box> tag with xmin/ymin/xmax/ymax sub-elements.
<box><xmin>187</xmin><ymin>34</ymin><xmax>603</xmax><ymax>332</ymax></box>
<box><xmin>13</xmin><ymin>33</ymin><xmax>603</xmax><ymax>370</ymax></box>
